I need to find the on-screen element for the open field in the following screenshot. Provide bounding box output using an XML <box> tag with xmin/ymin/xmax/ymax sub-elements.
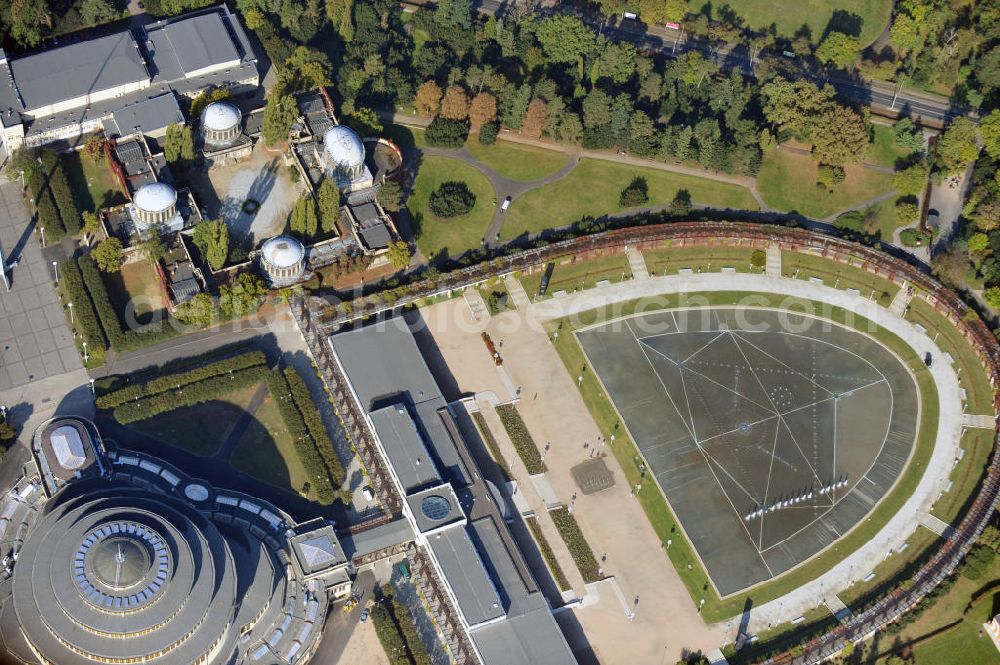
<box><xmin>409</xmin><ymin>155</ymin><xmax>495</xmax><ymax>262</ymax></box>
<box><xmin>465</xmin><ymin>139</ymin><xmax>568</xmax><ymax>181</ymax></box>
<box><xmin>685</xmin><ymin>0</ymin><xmax>893</xmax><ymax>47</ymax></box>
<box><xmin>61</xmin><ymin>150</ymin><xmax>126</xmax><ymax>212</ymax></box>
<box><xmin>866</xmin><ymin>124</ymin><xmax>916</xmax><ymax>169</ymax></box>
<box><xmin>758</xmin><ymin>150</ymin><xmax>894</xmax><ymax>219</ymax></box>
<box><xmin>127</xmin><ymin>384</ymin><xmax>259</xmax><ymax>456</ymax></box>
<box><xmin>782</xmin><ymin>251</ymin><xmax>900</xmax><ymax>305</ymax></box>
<box><xmin>643</xmin><ymin>244</ymin><xmax>762</xmax><ymax>275</ymax></box>
<box><xmin>500</xmin><ymin>158</ymin><xmax>758</xmax><ymax>241</ymax></box>
<box><xmin>545</xmin><ymin>288</ymin><xmax>939</xmax><ymax>620</ymax></box>
<box><xmin>104</xmin><ymin>259</ymin><xmax>165</xmax><ymax>324</ymax></box>
<box><xmin>520</xmin><ymin>253</ymin><xmax>631</xmax><ymax>299</ymax></box>
<box><xmin>229</xmin><ymin>391</ymin><xmax>312</xmax><ymax>498</ymax></box>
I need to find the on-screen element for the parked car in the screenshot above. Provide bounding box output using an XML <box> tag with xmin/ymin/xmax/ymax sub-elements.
<box><xmin>360</xmin><ymin>608</ymin><xmax>370</xmax><ymax>623</ymax></box>
<box><xmin>361</xmin><ymin>486</ymin><xmax>375</xmax><ymax>502</ymax></box>
<box><xmin>500</xmin><ymin>196</ymin><xmax>512</xmax><ymax>212</ymax></box>
<box><xmin>924</xmin><ymin>352</ymin><xmax>933</xmax><ymax>367</ymax></box>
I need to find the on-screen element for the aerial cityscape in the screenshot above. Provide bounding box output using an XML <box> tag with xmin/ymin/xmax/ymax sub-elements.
<box><xmin>0</xmin><ymin>1</ymin><xmax>996</xmax><ymax>664</ymax></box>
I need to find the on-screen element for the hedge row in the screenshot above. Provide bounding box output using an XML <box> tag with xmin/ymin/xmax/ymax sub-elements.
<box><xmin>95</xmin><ymin>350</ymin><xmax>267</xmax><ymax>409</ymax></box>
<box><xmin>549</xmin><ymin>507</ymin><xmax>602</xmax><ymax>583</ymax></box>
<box><xmin>495</xmin><ymin>404</ymin><xmax>546</xmax><ymax>475</ymax></box>
<box><xmin>45</xmin><ymin>153</ymin><xmax>81</xmax><ymax>235</ymax></box>
<box><xmin>113</xmin><ymin>366</ymin><xmax>269</xmax><ymax>424</ymax></box>
<box><xmin>58</xmin><ymin>259</ymin><xmax>106</xmax><ymax>353</ymax></box>
<box><xmin>284</xmin><ymin>368</ymin><xmax>345</xmax><ymax>488</ymax></box>
<box><xmin>471</xmin><ymin>412</ymin><xmax>510</xmax><ymax>481</ymax></box>
<box><xmin>265</xmin><ymin>371</ymin><xmax>335</xmax><ymax>505</ymax></box>
<box><xmin>371</xmin><ymin>587</ymin><xmax>432</xmax><ymax>665</ymax></box>
<box><xmin>25</xmin><ymin>166</ymin><xmax>66</xmax><ymax>241</ymax></box>
<box><xmin>525</xmin><ymin>515</ymin><xmax>572</xmax><ymax>591</ymax></box>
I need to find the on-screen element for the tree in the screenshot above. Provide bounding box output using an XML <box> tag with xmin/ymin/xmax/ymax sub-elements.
<box><xmin>345</xmin><ymin>108</ymin><xmax>382</xmax><ymax>137</ymax></box>
<box><xmin>386</xmin><ymin>241</ymin><xmax>412</xmax><ymax>269</ymax></box>
<box><xmin>937</xmin><ymin>118</ymin><xmax>980</xmax><ymax>173</ymax></box>
<box><xmin>893</xmin><ymin>163</ymin><xmax>928</xmax><ymax>197</ymax></box>
<box><xmin>535</xmin><ymin>16</ymin><xmax>594</xmax><ymax>65</ymax></box>
<box><xmin>429</xmin><ymin>181</ymin><xmax>476</xmax><ymax>217</ymax></box>
<box><xmin>594</xmin><ymin>42</ymin><xmax>637</xmax><ymax>84</ymax></box>
<box><xmin>582</xmin><ymin>89</ymin><xmax>612</xmax><ymax>129</ymax></box>
<box><xmin>522</xmin><ymin>99</ymin><xmax>548</xmax><ymax>139</ymax></box>
<box><xmin>425</xmin><ymin>117</ymin><xmax>469</xmax><ymax>147</ymax></box>
<box><xmin>325</xmin><ymin>0</ymin><xmax>355</xmax><ymax>42</ymax></box>
<box><xmin>82</xmin><ymin>211</ymin><xmax>102</xmax><ymax>236</ymax></box>
<box><xmin>817</xmin><ymin>165</ymin><xmax>845</xmax><ymax>189</ymax></box>
<box><xmin>980</xmin><ymin>110</ymin><xmax>1000</xmax><ymax>159</ymax></box>
<box><xmin>415</xmin><ymin>81</ymin><xmax>443</xmax><ymax>116</ymax></box>
<box><xmin>479</xmin><ymin>122</ymin><xmax>499</xmax><ymax>145</ymax></box>
<box><xmin>7</xmin><ymin>0</ymin><xmax>51</xmax><ymax>47</ymax></box>
<box><xmin>377</xmin><ymin>179</ymin><xmax>403</xmax><ymax>212</ymax></box>
<box><xmin>164</xmin><ymin>124</ymin><xmax>195</xmax><ymax>163</ymax></box>
<box><xmin>80</xmin><ymin>0</ymin><xmax>118</xmax><ymax>26</ymax></box>
<box><xmin>980</xmin><ymin>525</ymin><xmax>1000</xmax><ymax>551</ymax></box>
<box><xmin>193</xmin><ymin>220</ymin><xmax>229</xmax><ymax>271</ymax></box>
<box><xmin>138</xmin><ymin>233</ymin><xmax>166</xmax><ymax>263</ymax></box>
<box><xmin>317</xmin><ymin>179</ymin><xmax>341</xmax><ymax>233</ymax></box>
<box><xmin>812</xmin><ymin>106</ymin><xmax>868</xmax><ymax>166</ymax></box>
<box><xmin>620</xmin><ymin>177</ymin><xmax>649</xmax><ymax>207</ymax></box>
<box><xmin>281</xmin><ymin>46</ymin><xmax>332</xmax><ymax>92</ymax></box>
<box><xmin>895</xmin><ymin>199</ymin><xmax>919</xmax><ymax>225</ymax></box>
<box><xmin>815</xmin><ymin>32</ymin><xmax>860</xmax><ymax>69</ymax></box>
<box><xmin>760</xmin><ymin>77</ymin><xmax>835</xmax><ymax>136</ymax></box>
<box><xmin>84</xmin><ymin>134</ymin><xmax>106</xmax><ymax>164</ymax></box>
<box><xmin>889</xmin><ymin>14</ymin><xmax>922</xmax><ymax>53</ymax></box>
<box><xmin>469</xmin><ymin>92</ymin><xmax>498</xmax><ymax>130</ymax></box>
<box><xmin>174</xmin><ymin>292</ymin><xmax>217</xmax><ymax>328</ymax></box>
<box><xmin>92</xmin><ymin>238</ymin><xmax>123</xmax><ymax>273</ymax></box>
<box><xmin>288</xmin><ymin>197</ymin><xmax>319</xmax><ymax>238</ymax></box>
<box><xmin>894</xmin><ymin>117</ymin><xmax>924</xmax><ymax>152</ymax></box>
<box><xmin>219</xmin><ymin>273</ymin><xmax>266</xmax><ymax>320</ymax></box>
<box><xmin>261</xmin><ymin>93</ymin><xmax>298</xmax><ymax>146</ymax></box>
<box><xmin>440</xmin><ymin>86</ymin><xmax>470</xmax><ymax>121</ymax></box>
<box><xmin>969</xmin><ymin>232</ymin><xmax>990</xmax><ymax>254</ymax></box>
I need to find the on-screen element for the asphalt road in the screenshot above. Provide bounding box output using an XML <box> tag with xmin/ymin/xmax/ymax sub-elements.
<box><xmin>470</xmin><ymin>1</ymin><xmax>967</xmax><ymax>125</ymax></box>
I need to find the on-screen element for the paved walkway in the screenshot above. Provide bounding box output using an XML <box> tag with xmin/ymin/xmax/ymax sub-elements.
<box><xmin>625</xmin><ymin>246</ymin><xmax>649</xmax><ymax>280</ymax></box>
<box><xmin>463</xmin><ymin>288</ymin><xmax>489</xmax><ymax>321</ymax></box>
<box><xmin>526</xmin><ymin>271</ymin><xmax>967</xmax><ymax>634</ymax></box>
<box><xmin>889</xmin><ymin>281</ymin><xmax>912</xmax><ymax>317</ymax></box>
<box><xmin>504</xmin><ymin>274</ymin><xmax>532</xmax><ymax>310</ymax></box>
<box><xmin>919</xmin><ymin>512</ymin><xmax>955</xmax><ymax>539</ymax></box>
<box><xmin>765</xmin><ymin>243</ymin><xmax>782</xmax><ymax>276</ymax></box>
<box><xmin>824</xmin><ymin>595</ymin><xmax>852</xmax><ymax>624</ymax></box>
<box><xmin>961</xmin><ymin>413</ymin><xmax>996</xmax><ymax>429</ymax></box>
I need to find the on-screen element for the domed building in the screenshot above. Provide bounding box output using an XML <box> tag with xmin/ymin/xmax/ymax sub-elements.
<box><xmin>0</xmin><ymin>417</ymin><xmax>352</xmax><ymax>665</ymax></box>
<box><xmin>259</xmin><ymin>235</ymin><xmax>306</xmax><ymax>287</ymax></box>
<box><xmin>129</xmin><ymin>181</ymin><xmax>183</xmax><ymax>235</ymax></box>
<box><xmin>200</xmin><ymin>101</ymin><xmax>243</xmax><ymax>148</ymax></box>
<box><xmin>321</xmin><ymin>125</ymin><xmax>374</xmax><ymax>193</ymax></box>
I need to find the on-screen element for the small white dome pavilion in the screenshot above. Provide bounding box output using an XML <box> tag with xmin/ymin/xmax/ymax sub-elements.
<box><xmin>130</xmin><ymin>181</ymin><xmax>183</xmax><ymax>235</ymax></box>
<box><xmin>200</xmin><ymin>102</ymin><xmax>242</xmax><ymax>148</ymax></box>
<box><xmin>259</xmin><ymin>235</ymin><xmax>306</xmax><ymax>287</ymax></box>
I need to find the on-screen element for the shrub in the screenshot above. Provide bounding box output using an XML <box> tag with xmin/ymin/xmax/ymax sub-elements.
<box><xmin>92</xmin><ymin>238</ymin><xmax>124</xmax><ymax>272</ymax></box>
<box><xmin>44</xmin><ymin>152</ymin><xmax>81</xmax><ymax>234</ymax></box>
<box><xmin>751</xmin><ymin>250</ymin><xmax>767</xmax><ymax>269</ymax></box>
<box><xmin>895</xmin><ymin>198</ymin><xmax>919</xmax><ymax>225</ymax></box>
<box><xmin>816</xmin><ymin>164</ymin><xmax>845</xmax><ymax>189</ymax></box>
<box><xmin>549</xmin><ymin>506</ymin><xmax>601</xmax><ymax>582</ymax></box>
<box><xmin>371</xmin><ymin>587</ymin><xmax>432</xmax><ymax>665</ymax></box>
<box><xmin>78</xmin><ymin>254</ymin><xmax>125</xmax><ymax>349</ymax></box>
<box><xmin>479</xmin><ymin>122</ymin><xmax>498</xmax><ymax>145</ymax></box>
<box><xmin>284</xmin><ymin>368</ymin><xmax>345</xmax><ymax>488</ymax></box>
<box><xmin>495</xmin><ymin>404</ymin><xmax>545</xmax><ymax>474</ymax></box>
<box><xmin>59</xmin><ymin>259</ymin><xmax>106</xmax><ymax>353</ymax></box>
<box><xmin>619</xmin><ymin>176</ymin><xmax>649</xmax><ymax>207</ymax></box>
<box><xmin>429</xmin><ymin>181</ymin><xmax>476</xmax><ymax>217</ymax></box>
<box><xmin>525</xmin><ymin>516</ymin><xmax>571</xmax><ymax>591</ymax></box>
<box><xmin>425</xmin><ymin>116</ymin><xmax>469</xmax><ymax>148</ymax></box>
<box><xmin>114</xmin><ymin>366</ymin><xmax>269</xmax><ymax>423</ymax></box>
<box><xmin>961</xmin><ymin>544</ymin><xmax>996</xmax><ymax>580</ymax></box>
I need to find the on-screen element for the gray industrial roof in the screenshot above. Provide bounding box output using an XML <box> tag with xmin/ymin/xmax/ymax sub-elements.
<box><xmin>341</xmin><ymin>518</ymin><xmax>414</xmax><ymax>561</ymax></box>
<box><xmin>406</xmin><ymin>484</ymin><xmax>465</xmax><ymax>534</ymax></box>
<box><xmin>370</xmin><ymin>404</ymin><xmax>443</xmax><ymax>492</ymax></box>
<box><xmin>427</xmin><ymin>528</ymin><xmax>505</xmax><ymax>627</ymax></box>
<box><xmin>107</xmin><ymin>92</ymin><xmax>184</xmax><ymax>138</ymax></box>
<box><xmin>9</xmin><ymin>32</ymin><xmax>148</xmax><ymax>112</ymax></box>
<box><xmin>144</xmin><ymin>11</ymin><xmax>241</xmax><ymax>81</ymax></box>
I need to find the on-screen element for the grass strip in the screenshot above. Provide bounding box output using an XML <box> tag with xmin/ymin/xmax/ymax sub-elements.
<box><xmin>471</xmin><ymin>412</ymin><xmax>510</xmax><ymax>480</ymax></box>
<box><xmin>549</xmin><ymin>506</ymin><xmax>602</xmax><ymax>583</ymax></box>
<box><xmin>495</xmin><ymin>404</ymin><xmax>546</xmax><ymax>474</ymax></box>
<box><xmin>525</xmin><ymin>515</ymin><xmax>572</xmax><ymax>591</ymax></box>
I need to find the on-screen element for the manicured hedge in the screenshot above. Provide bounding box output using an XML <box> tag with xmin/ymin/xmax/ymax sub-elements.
<box><xmin>96</xmin><ymin>351</ymin><xmax>267</xmax><ymax>409</ymax></box>
<box><xmin>58</xmin><ymin>259</ymin><xmax>106</xmax><ymax>353</ymax></box>
<box><xmin>284</xmin><ymin>368</ymin><xmax>345</xmax><ymax>488</ymax></box>
<box><xmin>46</xmin><ymin>154</ymin><xmax>81</xmax><ymax>234</ymax></box>
<box><xmin>371</xmin><ymin>586</ymin><xmax>432</xmax><ymax>665</ymax></box>
<box><xmin>265</xmin><ymin>371</ymin><xmax>335</xmax><ymax>505</ymax></box>
<box><xmin>113</xmin><ymin>366</ymin><xmax>269</xmax><ymax>424</ymax></box>
<box><xmin>495</xmin><ymin>404</ymin><xmax>546</xmax><ymax>474</ymax></box>
<box><xmin>26</xmin><ymin>167</ymin><xmax>66</xmax><ymax>240</ymax></box>
<box><xmin>549</xmin><ymin>507</ymin><xmax>602</xmax><ymax>583</ymax></box>
<box><xmin>525</xmin><ymin>515</ymin><xmax>572</xmax><ymax>591</ymax></box>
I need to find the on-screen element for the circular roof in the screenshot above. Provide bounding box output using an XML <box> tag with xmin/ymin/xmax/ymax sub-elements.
<box><xmin>421</xmin><ymin>495</ymin><xmax>452</xmax><ymax>521</ymax></box>
<box><xmin>262</xmin><ymin>235</ymin><xmax>305</xmax><ymax>268</ymax></box>
<box><xmin>133</xmin><ymin>182</ymin><xmax>177</xmax><ymax>214</ymax></box>
<box><xmin>184</xmin><ymin>483</ymin><xmax>208</xmax><ymax>502</ymax></box>
<box><xmin>201</xmin><ymin>101</ymin><xmax>241</xmax><ymax>132</ymax></box>
<box><xmin>323</xmin><ymin>125</ymin><xmax>366</xmax><ymax>169</ymax></box>
<box><xmin>90</xmin><ymin>537</ymin><xmax>152</xmax><ymax>590</ymax></box>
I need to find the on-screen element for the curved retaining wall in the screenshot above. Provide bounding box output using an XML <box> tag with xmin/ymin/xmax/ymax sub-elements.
<box><xmin>310</xmin><ymin>221</ymin><xmax>1000</xmax><ymax>664</ymax></box>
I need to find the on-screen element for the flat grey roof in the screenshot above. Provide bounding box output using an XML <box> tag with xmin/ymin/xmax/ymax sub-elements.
<box><xmin>406</xmin><ymin>484</ymin><xmax>465</xmax><ymax>534</ymax></box>
<box><xmin>10</xmin><ymin>32</ymin><xmax>148</xmax><ymax>112</ymax></box>
<box><xmin>145</xmin><ymin>11</ymin><xmax>241</xmax><ymax>80</ymax></box>
<box><xmin>340</xmin><ymin>518</ymin><xmax>414</xmax><ymax>561</ymax></box>
<box><xmin>471</xmin><ymin>600</ymin><xmax>578</xmax><ymax>665</ymax></box>
<box><xmin>369</xmin><ymin>404</ymin><xmax>442</xmax><ymax>492</ymax></box>
<box><xmin>427</xmin><ymin>528</ymin><xmax>504</xmax><ymax>627</ymax></box>
<box><xmin>108</xmin><ymin>92</ymin><xmax>184</xmax><ymax>137</ymax></box>
<box><xmin>358</xmin><ymin>219</ymin><xmax>392</xmax><ymax>250</ymax></box>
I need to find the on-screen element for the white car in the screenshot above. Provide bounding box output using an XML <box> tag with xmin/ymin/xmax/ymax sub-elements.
<box><xmin>361</xmin><ymin>486</ymin><xmax>375</xmax><ymax>502</ymax></box>
<box><xmin>500</xmin><ymin>196</ymin><xmax>512</xmax><ymax>212</ymax></box>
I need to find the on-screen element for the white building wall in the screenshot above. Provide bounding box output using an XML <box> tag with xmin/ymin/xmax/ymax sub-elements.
<box><xmin>25</xmin><ymin>79</ymin><xmax>150</xmax><ymax>118</ymax></box>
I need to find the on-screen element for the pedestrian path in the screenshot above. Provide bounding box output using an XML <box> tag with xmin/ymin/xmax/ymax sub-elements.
<box><xmin>961</xmin><ymin>413</ymin><xmax>996</xmax><ymax>429</ymax></box>
<box><xmin>919</xmin><ymin>512</ymin><xmax>956</xmax><ymax>539</ymax></box>
<box><xmin>889</xmin><ymin>282</ymin><xmax>912</xmax><ymax>317</ymax></box>
<box><xmin>824</xmin><ymin>595</ymin><xmax>853</xmax><ymax>624</ymax></box>
<box><xmin>765</xmin><ymin>244</ymin><xmax>782</xmax><ymax>276</ymax></box>
<box><xmin>504</xmin><ymin>275</ymin><xmax>532</xmax><ymax>310</ymax></box>
<box><xmin>464</xmin><ymin>288</ymin><xmax>489</xmax><ymax>320</ymax></box>
<box><xmin>625</xmin><ymin>246</ymin><xmax>649</xmax><ymax>280</ymax></box>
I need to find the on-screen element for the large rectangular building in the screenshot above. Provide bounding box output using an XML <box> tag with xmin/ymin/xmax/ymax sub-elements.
<box><xmin>328</xmin><ymin>318</ymin><xmax>578</xmax><ymax>665</ymax></box>
<box><xmin>0</xmin><ymin>4</ymin><xmax>257</xmax><ymax>153</ymax></box>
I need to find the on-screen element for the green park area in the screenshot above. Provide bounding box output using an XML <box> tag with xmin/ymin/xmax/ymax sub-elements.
<box><xmin>409</xmin><ymin>155</ymin><xmax>495</xmax><ymax>261</ymax></box>
<box><xmin>757</xmin><ymin>149</ymin><xmax>895</xmax><ymax>219</ymax></box>
<box><xmin>520</xmin><ymin>253</ymin><xmax>631</xmax><ymax>299</ymax></box>
<box><xmin>643</xmin><ymin>244</ymin><xmax>762</xmax><ymax>275</ymax></box>
<box><xmin>866</xmin><ymin>123</ymin><xmax>918</xmax><ymax>169</ymax></box>
<box><xmin>686</xmin><ymin>0</ymin><xmax>892</xmax><ymax>47</ymax></box>
<box><xmin>61</xmin><ymin>149</ymin><xmax>126</xmax><ymax>212</ymax></box>
<box><xmin>382</xmin><ymin>123</ymin><xmax>426</xmax><ymax>151</ymax></box>
<box><xmin>500</xmin><ymin>158</ymin><xmax>758</xmax><ymax>242</ymax></box>
<box><xmin>465</xmin><ymin>139</ymin><xmax>569</xmax><ymax>181</ymax></box>
<box><xmin>229</xmin><ymin>392</ymin><xmax>312</xmax><ymax>495</ymax></box>
<box><xmin>782</xmin><ymin>250</ymin><xmax>900</xmax><ymax>305</ymax></box>
<box><xmin>104</xmin><ymin>259</ymin><xmax>166</xmax><ymax>324</ymax></box>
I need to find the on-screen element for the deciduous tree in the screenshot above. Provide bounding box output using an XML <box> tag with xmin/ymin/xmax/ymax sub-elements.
<box><xmin>92</xmin><ymin>238</ymin><xmax>123</xmax><ymax>273</ymax></box>
<box><xmin>415</xmin><ymin>81</ymin><xmax>443</xmax><ymax>116</ymax></box>
<box><xmin>440</xmin><ymin>86</ymin><xmax>470</xmax><ymax>120</ymax></box>
<box><xmin>468</xmin><ymin>92</ymin><xmax>497</xmax><ymax>130</ymax></box>
<box><xmin>521</xmin><ymin>98</ymin><xmax>548</xmax><ymax>139</ymax></box>
<box><xmin>535</xmin><ymin>16</ymin><xmax>594</xmax><ymax>65</ymax></box>
<box><xmin>386</xmin><ymin>241</ymin><xmax>412</xmax><ymax>269</ymax></box>
<box><xmin>937</xmin><ymin>118</ymin><xmax>980</xmax><ymax>173</ymax></box>
<box><xmin>193</xmin><ymin>220</ymin><xmax>229</xmax><ymax>271</ymax></box>
<box><xmin>816</xmin><ymin>32</ymin><xmax>860</xmax><ymax>69</ymax></box>
<box><xmin>811</xmin><ymin>106</ymin><xmax>869</xmax><ymax>166</ymax></box>
<box><xmin>261</xmin><ymin>93</ymin><xmax>298</xmax><ymax>146</ymax></box>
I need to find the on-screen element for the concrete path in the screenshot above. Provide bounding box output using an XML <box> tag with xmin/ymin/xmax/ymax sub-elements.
<box><xmin>820</xmin><ymin>189</ymin><xmax>899</xmax><ymax>224</ymax></box>
<box><xmin>919</xmin><ymin>512</ymin><xmax>956</xmax><ymax>538</ymax></box>
<box><xmin>504</xmin><ymin>275</ymin><xmax>532</xmax><ymax>310</ymax></box>
<box><xmin>961</xmin><ymin>413</ymin><xmax>996</xmax><ymax>428</ymax></box>
<box><xmin>778</xmin><ymin>144</ymin><xmax>895</xmax><ymax>175</ymax></box>
<box><xmin>765</xmin><ymin>243</ymin><xmax>782</xmax><ymax>276</ymax></box>
<box><xmin>888</xmin><ymin>281</ymin><xmax>912</xmax><ymax>317</ymax></box>
<box><xmin>824</xmin><ymin>595</ymin><xmax>853</xmax><ymax>624</ymax></box>
<box><xmin>463</xmin><ymin>288</ymin><xmax>489</xmax><ymax>321</ymax></box>
<box><xmin>625</xmin><ymin>246</ymin><xmax>649</xmax><ymax>280</ymax></box>
<box><xmin>526</xmin><ymin>272</ymin><xmax>968</xmax><ymax>634</ymax></box>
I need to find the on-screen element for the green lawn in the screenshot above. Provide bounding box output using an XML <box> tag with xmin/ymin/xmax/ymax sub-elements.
<box><xmin>643</xmin><ymin>245</ymin><xmax>763</xmax><ymax>276</ymax></box>
<box><xmin>104</xmin><ymin>259</ymin><xmax>165</xmax><ymax>325</ymax></box>
<box><xmin>520</xmin><ymin>254</ymin><xmax>631</xmax><ymax>299</ymax></box>
<box><xmin>683</xmin><ymin>0</ymin><xmax>892</xmax><ymax>47</ymax></box>
<box><xmin>383</xmin><ymin>123</ymin><xmax>426</xmax><ymax>151</ymax></box>
<box><xmin>500</xmin><ymin>158</ymin><xmax>759</xmax><ymax>242</ymax></box>
<box><xmin>905</xmin><ymin>297</ymin><xmax>995</xmax><ymax>413</ymax></box>
<box><xmin>866</xmin><ymin>123</ymin><xmax>916</xmax><ymax>170</ymax></box>
<box><xmin>61</xmin><ymin>150</ymin><xmax>126</xmax><ymax>212</ymax></box>
<box><xmin>548</xmin><ymin>288</ymin><xmax>940</xmax><ymax>622</ymax></box>
<box><xmin>931</xmin><ymin>428</ymin><xmax>995</xmax><ymax>525</ymax></box>
<box><xmin>229</xmin><ymin>391</ymin><xmax>314</xmax><ymax>499</ymax></box>
<box><xmin>909</xmin><ymin>599</ymin><xmax>1000</xmax><ymax>665</ymax></box>
<box><xmin>782</xmin><ymin>250</ymin><xmax>900</xmax><ymax>305</ymax></box>
<box><xmin>758</xmin><ymin>149</ymin><xmax>895</xmax><ymax>219</ymax></box>
<box><xmin>409</xmin><ymin>155</ymin><xmax>496</xmax><ymax>262</ymax></box>
<box><xmin>465</xmin><ymin>139</ymin><xmax>568</xmax><ymax>181</ymax></box>
<box><xmin>127</xmin><ymin>384</ymin><xmax>259</xmax><ymax>456</ymax></box>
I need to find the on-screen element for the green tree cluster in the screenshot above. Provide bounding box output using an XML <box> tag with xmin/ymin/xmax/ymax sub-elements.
<box><xmin>164</xmin><ymin>124</ymin><xmax>195</xmax><ymax>163</ymax></box>
<box><xmin>193</xmin><ymin>220</ymin><xmax>230</xmax><ymax>271</ymax></box>
<box><xmin>289</xmin><ymin>197</ymin><xmax>319</xmax><ymax>238</ymax></box>
<box><xmin>429</xmin><ymin>181</ymin><xmax>476</xmax><ymax>217</ymax></box>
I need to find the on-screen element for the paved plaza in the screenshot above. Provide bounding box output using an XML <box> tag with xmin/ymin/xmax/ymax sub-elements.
<box><xmin>0</xmin><ymin>179</ymin><xmax>81</xmax><ymax>391</ymax></box>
